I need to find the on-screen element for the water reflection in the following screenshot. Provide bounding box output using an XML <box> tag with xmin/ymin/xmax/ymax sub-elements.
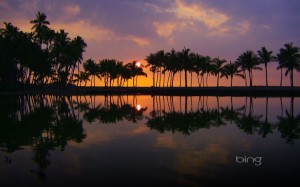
<box><xmin>1</xmin><ymin>95</ymin><xmax>300</xmax><ymax>145</ymax></box>
<box><xmin>0</xmin><ymin>95</ymin><xmax>86</xmax><ymax>180</ymax></box>
<box><xmin>147</xmin><ymin>95</ymin><xmax>299</xmax><ymax>142</ymax></box>
<box><xmin>76</xmin><ymin>95</ymin><xmax>147</xmax><ymax>124</ymax></box>
<box><xmin>0</xmin><ymin>95</ymin><xmax>300</xmax><ymax>184</ymax></box>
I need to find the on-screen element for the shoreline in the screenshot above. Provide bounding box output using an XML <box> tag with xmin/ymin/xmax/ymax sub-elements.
<box><xmin>1</xmin><ymin>86</ymin><xmax>300</xmax><ymax>96</ymax></box>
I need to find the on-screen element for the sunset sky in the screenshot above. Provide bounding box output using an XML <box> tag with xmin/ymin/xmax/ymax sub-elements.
<box><xmin>1</xmin><ymin>0</ymin><xmax>300</xmax><ymax>86</ymax></box>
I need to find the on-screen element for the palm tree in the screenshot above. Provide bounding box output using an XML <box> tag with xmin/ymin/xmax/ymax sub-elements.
<box><xmin>145</xmin><ymin>53</ymin><xmax>157</xmax><ymax>87</ymax></box>
<box><xmin>277</xmin><ymin>43</ymin><xmax>300</xmax><ymax>87</ymax></box>
<box><xmin>202</xmin><ymin>56</ymin><xmax>213</xmax><ymax>87</ymax></box>
<box><xmin>30</xmin><ymin>12</ymin><xmax>51</xmax><ymax>46</ymax></box>
<box><xmin>120</xmin><ymin>65</ymin><xmax>132</xmax><ymax>87</ymax></box>
<box><xmin>69</xmin><ymin>36</ymin><xmax>87</xmax><ymax>84</ymax></box>
<box><xmin>73</xmin><ymin>71</ymin><xmax>90</xmax><ymax>86</ymax></box>
<box><xmin>126</xmin><ymin>61</ymin><xmax>147</xmax><ymax>87</ymax></box>
<box><xmin>277</xmin><ymin>53</ymin><xmax>284</xmax><ymax>87</ymax></box>
<box><xmin>257</xmin><ymin>47</ymin><xmax>277</xmax><ymax>86</ymax></box>
<box><xmin>115</xmin><ymin>61</ymin><xmax>124</xmax><ymax>87</ymax></box>
<box><xmin>179</xmin><ymin>47</ymin><xmax>193</xmax><ymax>88</ymax></box>
<box><xmin>165</xmin><ymin>49</ymin><xmax>179</xmax><ymax>87</ymax></box>
<box><xmin>193</xmin><ymin>54</ymin><xmax>205</xmax><ymax>87</ymax></box>
<box><xmin>222</xmin><ymin>61</ymin><xmax>244</xmax><ymax>87</ymax></box>
<box><xmin>236</xmin><ymin>50</ymin><xmax>262</xmax><ymax>87</ymax></box>
<box><xmin>155</xmin><ymin>50</ymin><xmax>166</xmax><ymax>87</ymax></box>
<box><xmin>277</xmin><ymin>97</ymin><xmax>300</xmax><ymax>143</ymax></box>
<box><xmin>0</xmin><ymin>22</ymin><xmax>21</xmax><ymax>85</ymax></box>
<box><xmin>83</xmin><ymin>59</ymin><xmax>99</xmax><ymax>87</ymax></box>
<box><xmin>212</xmin><ymin>57</ymin><xmax>227</xmax><ymax>87</ymax></box>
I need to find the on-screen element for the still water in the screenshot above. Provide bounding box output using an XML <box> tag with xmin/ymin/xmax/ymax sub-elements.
<box><xmin>0</xmin><ymin>95</ymin><xmax>299</xmax><ymax>186</ymax></box>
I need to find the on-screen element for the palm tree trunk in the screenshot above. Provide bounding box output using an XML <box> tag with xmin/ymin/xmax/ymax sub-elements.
<box><xmin>217</xmin><ymin>73</ymin><xmax>219</xmax><ymax>87</ymax></box>
<box><xmin>94</xmin><ymin>75</ymin><xmax>96</xmax><ymax>87</ymax></box>
<box><xmin>156</xmin><ymin>70</ymin><xmax>159</xmax><ymax>87</ymax></box>
<box><xmin>136</xmin><ymin>76</ymin><xmax>138</xmax><ymax>87</ymax></box>
<box><xmin>159</xmin><ymin>67</ymin><xmax>162</xmax><ymax>87</ymax></box>
<box><xmin>290</xmin><ymin>68</ymin><xmax>294</xmax><ymax>87</ymax></box>
<box><xmin>180</xmin><ymin>71</ymin><xmax>182</xmax><ymax>87</ymax></box>
<box><xmin>166</xmin><ymin>72</ymin><xmax>170</xmax><ymax>87</ymax></box>
<box><xmin>162</xmin><ymin>72</ymin><xmax>165</xmax><ymax>87</ymax></box>
<box><xmin>244</xmin><ymin>71</ymin><xmax>247</xmax><ymax>87</ymax></box>
<box><xmin>171</xmin><ymin>72</ymin><xmax>174</xmax><ymax>87</ymax></box>
<box><xmin>152</xmin><ymin>72</ymin><xmax>155</xmax><ymax>87</ymax></box>
<box><xmin>197</xmin><ymin>74</ymin><xmax>201</xmax><ymax>87</ymax></box>
<box><xmin>265</xmin><ymin>63</ymin><xmax>268</xmax><ymax>87</ymax></box>
<box><xmin>184</xmin><ymin>70</ymin><xmax>187</xmax><ymax>87</ymax></box>
<box><xmin>248</xmin><ymin>70</ymin><xmax>252</xmax><ymax>87</ymax></box>
<box><xmin>190</xmin><ymin>72</ymin><xmax>192</xmax><ymax>87</ymax></box>
<box><xmin>280</xmin><ymin>68</ymin><xmax>283</xmax><ymax>86</ymax></box>
<box><xmin>78</xmin><ymin>62</ymin><xmax>80</xmax><ymax>77</ymax></box>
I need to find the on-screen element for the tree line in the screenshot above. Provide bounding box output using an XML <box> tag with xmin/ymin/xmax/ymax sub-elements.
<box><xmin>0</xmin><ymin>12</ymin><xmax>147</xmax><ymax>89</ymax></box>
<box><xmin>146</xmin><ymin>45</ymin><xmax>300</xmax><ymax>88</ymax></box>
<box><xmin>1</xmin><ymin>12</ymin><xmax>300</xmax><ymax>89</ymax></box>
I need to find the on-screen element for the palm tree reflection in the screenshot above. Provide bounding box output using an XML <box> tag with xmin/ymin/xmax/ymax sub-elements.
<box><xmin>277</xmin><ymin>97</ymin><xmax>300</xmax><ymax>143</ymax></box>
<box><xmin>81</xmin><ymin>95</ymin><xmax>147</xmax><ymax>124</ymax></box>
<box><xmin>0</xmin><ymin>95</ymin><xmax>86</xmax><ymax>181</ymax></box>
<box><xmin>0</xmin><ymin>94</ymin><xmax>299</xmax><ymax>181</ymax></box>
<box><xmin>147</xmin><ymin>95</ymin><xmax>298</xmax><ymax>142</ymax></box>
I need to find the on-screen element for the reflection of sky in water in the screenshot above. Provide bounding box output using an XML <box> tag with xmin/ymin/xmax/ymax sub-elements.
<box><xmin>0</xmin><ymin>95</ymin><xmax>299</xmax><ymax>186</ymax></box>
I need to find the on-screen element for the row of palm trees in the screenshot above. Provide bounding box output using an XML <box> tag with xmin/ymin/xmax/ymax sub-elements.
<box><xmin>146</xmin><ymin>44</ymin><xmax>300</xmax><ymax>87</ymax></box>
<box><xmin>1</xmin><ymin>12</ymin><xmax>299</xmax><ymax>89</ymax></box>
<box><xmin>75</xmin><ymin>59</ymin><xmax>147</xmax><ymax>87</ymax></box>
<box><xmin>0</xmin><ymin>12</ymin><xmax>148</xmax><ymax>88</ymax></box>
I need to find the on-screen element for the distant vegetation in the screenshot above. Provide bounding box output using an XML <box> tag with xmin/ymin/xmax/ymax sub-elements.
<box><xmin>146</xmin><ymin>45</ymin><xmax>300</xmax><ymax>88</ymax></box>
<box><xmin>0</xmin><ymin>12</ymin><xmax>300</xmax><ymax>90</ymax></box>
<box><xmin>0</xmin><ymin>12</ymin><xmax>146</xmax><ymax>90</ymax></box>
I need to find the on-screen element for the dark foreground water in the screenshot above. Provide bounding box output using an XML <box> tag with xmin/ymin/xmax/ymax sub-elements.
<box><xmin>0</xmin><ymin>95</ymin><xmax>299</xmax><ymax>187</ymax></box>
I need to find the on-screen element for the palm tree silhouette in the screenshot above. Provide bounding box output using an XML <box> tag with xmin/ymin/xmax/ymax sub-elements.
<box><xmin>120</xmin><ymin>65</ymin><xmax>132</xmax><ymax>87</ymax></box>
<box><xmin>277</xmin><ymin>97</ymin><xmax>300</xmax><ymax>143</ymax></box>
<box><xmin>156</xmin><ymin>50</ymin><xmax>166</xmax><ymax>87</ymax></box>
<box><xmin>277</xmin><ymin>43</ymin><xmax>300</xmax><ymax>87</ymax></box>
<box><xmin>236</xmin><ymin>50</ymin><xmax>262</xmax><ymax>87</ymax></box>
<box><xmin>212</xmin><ymin>57</ymin><xmax>227</xmax><ymax>87</ymax></box>
<box><xmin>0</xmin><ymin>22</ymin><xmax>21</xmax><ymax>86</ymax></box>
<box><xmin>257</xmin><ymin>47</ymin><xmax>277</xmax><ymax>86</ymax></box>
<box><xmin>165</xmin><ymin>49</ymin><xmax>179</xmax><ymax>87</ymax></box>
<box><xmin>277</xmin><ymin>53</ymin><xmax>284</xmax><ymax>87</ymax></box>
<box><xmin>127</xmin><ymin>61</ymin><xmax>147</xmax><ymax>87</ymax></box>
<box><xmin>145</xmin><ymin>53</ymin><xmax>158</xmax><ymax>87</ymax></box>
<box><xmin>179</xmin><ymin>47</ymin><xmax>194</xmax><ymax>87</ymax></box>
<box><xmin>30</xmin><ymin>12</ymin><xmax>50</xmax><ymax>46</ymax></box>
<box><xmin>70</xmin><ymin>36</ymin><xmax>87</xmax><ymax>81</ymax></box>
<box><xmin>73</xmin><ymin>71</ymin><xmax>90</xmax><ymax>86</ymax></box>
<box><xmin>259</xmin><ymin>97</ymin><xmax>273</xmax><ymax>138</ymax></box>
<box><xmin>222</xmin><ymin>61</ymin><xmax>244</xmax><ymax>87</ymax></box>
<box><xmin>83</xmin><ymin>59</ymin><xmax>100</xmax><ymax>87</ymax></box>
